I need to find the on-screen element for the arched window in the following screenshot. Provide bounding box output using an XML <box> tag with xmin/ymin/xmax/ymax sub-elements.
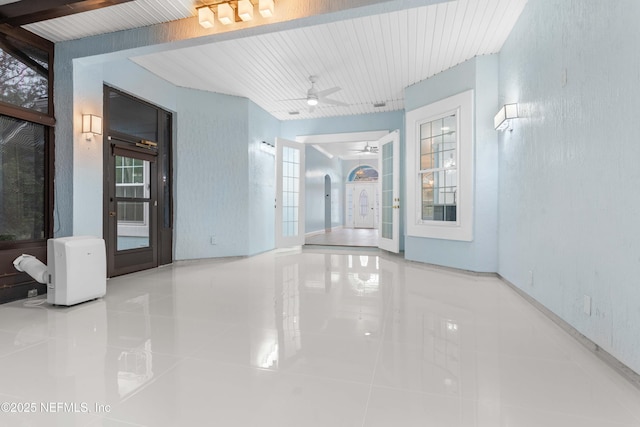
<box><xmin>347</xmin><ymin>165</ymin><xmax>378</xmax><ymax>182</ymax></box>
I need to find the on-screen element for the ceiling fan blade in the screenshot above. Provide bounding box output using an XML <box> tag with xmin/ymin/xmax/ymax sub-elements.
<box><xmin>320</xmin><ymin>98</ymin><xmax>348</xmax><ymax>107</ymax></box>
<box><xmin>278</xmin><ymin>97</ymin><xmax>308</xmax><ymax>102</ymax></box>
<box><xmin>317</xmin><ymin>86</ymin><xmax>341</xmax><ymax>98</ymax></box>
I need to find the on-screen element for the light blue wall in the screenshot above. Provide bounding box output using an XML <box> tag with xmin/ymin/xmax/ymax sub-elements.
<box><xmin>70</xmin><ymin>59</ymin><xmax>180</xmax><ymax>238</ymax></box>
<box><xmin>404</xmin><ymin>56</ymin><xmax>499</xmax><ymax>273</ymax></box>
<box><xmin>59</xmin><ymin>50</ymin><xmax>273</xmax><ymax>260</ymax></box>
<box><xmin>248</xmin><ymin>102</ymin><xmax>280</xmax><ymax>255</ymax></box>
<box><xmin>304</xmin><ymin>146</ymin><xmax>343</xmax><ymax>233</ymax></box>
<box><xmin>174</xmin><ymin>88</ymin><xmax>250</xmax><ymax>259</ymax></box>
<box><xmin>497</xmin><ymin>0</ymin><xmax>640</xmax><ymax>374</ymax></box>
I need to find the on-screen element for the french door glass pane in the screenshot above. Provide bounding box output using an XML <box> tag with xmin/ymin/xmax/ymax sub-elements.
<box><xmin>381</xmin><ymin>142</ymin><xmax>393</xmax><ymax>239</ymax></box>
<box><xmin>282</xmin><ymin>146</ymin><xmax>300</xmax><ymax>237</ymax></box>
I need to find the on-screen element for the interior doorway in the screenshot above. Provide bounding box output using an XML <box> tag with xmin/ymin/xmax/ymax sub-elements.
<box><xmin>349</xmin><ymin>182</ymin><xmax>378</xmax><ymax>228</ymax></box>
<box><xmin>103</xmin><ymin>86</ymin><xmax>173</xmax><ymax>277</ymax></box>
<box><xmin>345</xmin><ymin>165</ymin><xmax>379</xmax><ymax>229</ymax></box>
<box><xmin>294</xmin><ymin>130</ymin><xmax>399</xmax><ymax>250</ymax></box>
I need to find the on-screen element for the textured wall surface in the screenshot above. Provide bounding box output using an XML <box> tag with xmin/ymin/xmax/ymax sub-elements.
<box><xmin>174</xmin><ymin>88</ymin><xmax>249</xmax><ymax>259</ymax></box>
<box><xmin>68</xmin><ymin>58</ymin><xmax>177</xmax><ymax>243</ymax></box>
<box><xmin>248</xmin><ymin>102</ymin><xmax>280</xmax><ymax>255</ymax></box>
<box><xmin>71</xmin><ymin>61</ymin><xmax>104</xmax><ymax>237</ymax></box>
<box><xmin>498</xmin><ymin>0</ymin><xmax>640</xmax><ymax>373</ymax></box>
<box><xmin>64</xmin><ymin>54</ymin><xmax>272</xmax><ymax>260</ymax></box>
<box><xmin>404</xmin><ymin>56</ymin><xmax>499</xmax><ymax>272</ymax></box>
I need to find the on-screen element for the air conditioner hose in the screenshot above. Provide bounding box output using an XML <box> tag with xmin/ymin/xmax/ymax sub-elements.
<box><xmin>13</xmin><ymin>254</ymin><xmax>48</xmax><ymax>284</ymax></box>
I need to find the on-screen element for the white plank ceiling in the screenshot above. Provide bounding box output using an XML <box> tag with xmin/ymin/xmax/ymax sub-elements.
<box><xmin>23</xmin><ymin>0</ymin><xmax>527</xmax><ymax>154</ymax></box>
<box><xmin>129</xmin><ymin>0</ymin><xmax>527</xmax><ymax>121</ymax></box>
<box><xmin>23</xmin><ymin>0</ymin><xmax>196</xmax><ymax>42</ymax></box>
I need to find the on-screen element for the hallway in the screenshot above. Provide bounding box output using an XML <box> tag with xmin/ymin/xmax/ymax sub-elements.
<box><xmin>0</xmin><ymin>247</ymin><xmax>638</xmax><ymax>426</ymax></box>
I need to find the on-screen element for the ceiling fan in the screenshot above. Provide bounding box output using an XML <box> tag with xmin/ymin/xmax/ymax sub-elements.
<box><xmin>349</xmin><ymin>142</ymin><xmax>379</xmax><ymax>154</ymax></box>
<box><xmin>286</xmin><ymin>76</ymin><xmax>348</xmax><ymax>112</ymax></box>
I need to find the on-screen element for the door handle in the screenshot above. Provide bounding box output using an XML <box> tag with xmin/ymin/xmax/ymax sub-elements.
<box><xmin>109</xmin><ymin>211</ymin><xmax>116</xmax><ymax>217</ymax></box>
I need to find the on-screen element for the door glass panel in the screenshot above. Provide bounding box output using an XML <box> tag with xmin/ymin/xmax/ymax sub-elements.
<box><xmin>381</xmin><ymin>142</ymin><xmax>393</xmax><ymax>239</ymax></box>
<box><xmin>108</xmin><ymin>91</ymin><xmax>158</xmax><ymax>141</ymax></box>
<box><xmin>359</xmin><ymin>189</ymin><xmax>369</xmax><ymax>218</ymax></box>
<box><xmin>115</xmin><ymin>156</ymin><xmax>149</xmax><ymax>198</ymax></box>
<box><xmin>117</xmin><ymin>201</ymin><xmax>150</xmax><ymax>250</ymax></box>
<box><xmin>282</xmin><ymin>146</ymin><xmax>299</xmax><ymax>237</ymax></box>
<box><xmin>115</xmin><ymin>155</ymin><xmax>150</xmax><ymax>251</ymax></box>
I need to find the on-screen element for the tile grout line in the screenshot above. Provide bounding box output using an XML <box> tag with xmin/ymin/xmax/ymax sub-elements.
<box><xmin>359</xmin><ymin>289</ymin><xmax>392</xmax><ymax>427</ymax></box>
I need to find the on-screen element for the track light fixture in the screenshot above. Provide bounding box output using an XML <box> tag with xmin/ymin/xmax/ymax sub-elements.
<box><xmin>217</xmin><ymin>2</ymin><xmax>233</xmax><ymax>24</ymax></box>
<box><xmin>238</xmin><ymin>0</ymin><xmax>253</xmax><ymax>21</ymax></box>
<box><xmin>259</xmin><ymin>0</ymin><xmax>274</xmax><ymax>17</ymax></box>
<box><xmin>198</xmin><ymin>6</ymin><xmax>215</xmax><ymax>28</ymax></box>
<box><xmin>197</xmin><ymin>0</ymin><xmax>276</xmax><ymax>28</ymax></box>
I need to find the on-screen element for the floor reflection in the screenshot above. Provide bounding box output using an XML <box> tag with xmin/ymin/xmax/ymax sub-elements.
<box><xmin>112</xmin><ymin>294</ymin><xmax>154</xmax><ymax>398</ymax></box>
<box><xmin>0</xmin><ymin>248</ymin><xmax>638</xmax><ymax>427</ymax></box>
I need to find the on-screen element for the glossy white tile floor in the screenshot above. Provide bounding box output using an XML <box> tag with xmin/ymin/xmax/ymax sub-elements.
<box><xmin>0</xmin><ymin>248</ymin><xmax>639</xmax><ymax>426</ymax></box>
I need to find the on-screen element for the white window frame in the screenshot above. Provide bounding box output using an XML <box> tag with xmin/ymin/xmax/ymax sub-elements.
<box><xmin>406</xmin><ymin>89</ymin><xmax>474</xmax><ymax>242</ymax></box>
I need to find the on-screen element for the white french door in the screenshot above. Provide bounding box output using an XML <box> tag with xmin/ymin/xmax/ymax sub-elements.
<box><xmin>275</xmin><ymin>137</ymin><xmax>306</xmax><ymax>248</ymax></box>
<box><xmin>378</xmin><ymin>130</ymin><xmax>400</xmax><ymax>253</ymax></box>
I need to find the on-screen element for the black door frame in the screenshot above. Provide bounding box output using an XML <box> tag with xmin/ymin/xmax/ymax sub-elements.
<box><xmin>103</xmin><ymin>86</ymin><xmax>173</xmax><ymax>277</ymax></box>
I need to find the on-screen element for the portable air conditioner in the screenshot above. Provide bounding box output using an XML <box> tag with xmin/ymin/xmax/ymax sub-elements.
<box><xmin>47</xmin><ymin>236</ymin><xmax>106</xmax><ymax>306</ymax></box>
<box><xmin>13</xmin><ymin>236</ymin><xmax>106</xmax><ymax>306</ymax></box>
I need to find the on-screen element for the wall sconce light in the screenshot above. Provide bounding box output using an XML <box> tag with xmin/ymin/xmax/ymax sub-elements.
<box><xmin>82</xmin><ymin>114</ymin><xmax>102</xmax><ymax>140</ymax></box>
<box><xmin>197</xmin><ymin>1</ymin><xmax>276</xmax><ymax>28</ymax></box>
<box><xmin>198</xmin><ymin>6</ymin><xmax>215</xmax><ymax>28</ymax></box>
<box><xmin>494</xmin><ymin>103</ymin><xmax>519</xmax><ymax>131</ymax></box>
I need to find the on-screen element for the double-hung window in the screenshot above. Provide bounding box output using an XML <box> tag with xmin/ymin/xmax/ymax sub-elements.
<box><xmin>406</xmin><ymin>90</ymin><xmax>474</xmax><ymax>241</ymax></box>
